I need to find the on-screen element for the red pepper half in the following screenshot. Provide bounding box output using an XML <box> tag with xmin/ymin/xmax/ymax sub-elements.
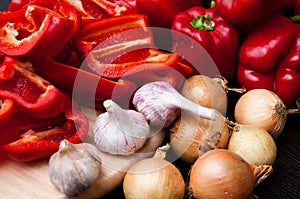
<box><xmin>238</xmin><ymin>14</ymin><xmax>300</xmax><ymax>106</ymax></box>
<box><xmin>2</xmin><ymin>95</ymin><xmax>89</xmax><ymax>162</ymax></box>
<box><xmin>0</xmin><ymin>56</ymin><xmax>67</xmax><ymax>118</ymax></box>
<box><xmin>0</xmin><ymin>4</ymin><xmax>75</xmax><ymax>57</ymax></box>
<box><xmin>0</xmin><ymin>98</ymin><xmax>15</xmax><ymax>127</ymax></box>
<box><xmin>171</xmin><ymin>6</ymin><xmax>239</xmax><ymax>82</ymax></box>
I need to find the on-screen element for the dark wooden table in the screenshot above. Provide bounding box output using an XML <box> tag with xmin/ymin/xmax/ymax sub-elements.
<box><xmin>1</xmin><ymin>1</ymin><xmax>299</xmax><ymax>198</ymax></box>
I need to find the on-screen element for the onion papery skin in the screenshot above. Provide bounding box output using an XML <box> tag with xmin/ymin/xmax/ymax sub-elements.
<box><xmin>228</xmin><ymin>124</ymin><xmax>277</xmax><ymax>166</ymax></box>
<box><xmin>170</xmin><ymin>111</ymin><xmax>230</xmax><ymax>164</ymax></box>
<box><xmin>123</xmin><ymin>158</ymin><xmax>185</xmax><ymax>199</ymax></box>
<box><xmin>189</xmin><ymin>149</ymin><xmax>257</xmax><ymax>199</ymax></box>
<box><xmin>180</xmin><ymin>75</ymin><xmax>228</xmax><ymax>115</ymax></box>
<box><xmin>234</xmin><ymin>89</ymin><xmax>287</xmax><ymax>138</ymax></box>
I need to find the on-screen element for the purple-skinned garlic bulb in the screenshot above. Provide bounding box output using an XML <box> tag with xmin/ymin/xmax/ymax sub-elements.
<box><xmin>93</xmin><ymin>100</ymin><xmax>151</xmax><ymax>155</ymax></box>
<box><xmin>132</xmin><ymin>81</ymin><xmax>218</xmax><ymax>127</ymax></box>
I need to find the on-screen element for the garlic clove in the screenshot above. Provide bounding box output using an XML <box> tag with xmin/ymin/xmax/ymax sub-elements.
<box><xmin>133</xmin><ymin>81</ymin><xmax>218</xmax><ymax>128</ymax></box>
<box><xmin>93</xmin><ymin>100</ymin><xmax>151</xmax><ymax>155</ymax></box>
<box><xmin>49</xmin><ymin>140</ymin><xmax>102</xmax><ymax>196</ymax></box>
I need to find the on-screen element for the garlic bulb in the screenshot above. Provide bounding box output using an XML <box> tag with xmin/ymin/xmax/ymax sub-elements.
<box><xmin>234</xmin><ymin>89</ymin><xmax>287</xmax><ymax>138</ymax></box>
<box><xmin>132</xmin><ymin>81</ymin><xmax>218</xmax><ymax>128</ymax></box>
<box><xmin>93</xmin><ymin>99</ymin><xmax>151</xmax><ymax>155</ymax></box>
<box><xmin>49</xmin><ymin>140</ymin><xmax>102</xmax><ymax>196</ymax></box>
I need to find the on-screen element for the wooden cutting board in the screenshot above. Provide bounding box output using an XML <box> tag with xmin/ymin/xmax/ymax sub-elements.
<box><xmin>0</xmin><ymin>106</ymin><xmax>167</xmax><ymax>199</ymax></box>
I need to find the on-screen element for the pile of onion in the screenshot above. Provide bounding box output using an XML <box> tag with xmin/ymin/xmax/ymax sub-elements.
<box><xmin>234</xmin><ymin>89</ymin><xmax>287</xmax><ymax>138</ymax></box>
<box><xmin>170</xmin><ymin>111</ymin><xmax>230</xmax><ymax>164</ymax></box>
<box><xmin>123</xmin><ymin>144</ymin><xmax>185</xmax><ymax>199</ymax></box>
<box><xmin>188</xmin><ymin>149</ymin><xmax>273</xmax><ymax>199</ymax></box>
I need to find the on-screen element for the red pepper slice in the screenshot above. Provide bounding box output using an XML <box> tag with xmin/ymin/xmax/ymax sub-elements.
<box><xmin>32</xmin><ymin>56</ymin><xmax>137</xmax><ymax>106</ymax></box>
<box><xmin>0</xmin><ymin>56</ymin><xmax>67</xmax><ymax>118</ymax></box>
<box><xmin>86</xmin><ymin>48</ymin><xmax>180</xmax><ymax>79</ymax></box>
<box><xmin>0</xmin><ymin>99</ymin><xmax>15</xmax><ymax>127</ymax></box>
<box><xmin>73</xmin><ymin>14</ymin><xmax>154</xmax><ymax>62</ymax></box>
<box><xmin>2</xmin><ymin>95</ymin><xmax>89</xmax><ymax>162</ymax></box>
<box><xmin>0</xmin><ymin>56</ymin><xmax>15</xmax><ymax>81</ymax></box>
<box><xmin>0</xmin><ymin>5</ymin><xmax>75</xmax><ymax>57</ymax></box>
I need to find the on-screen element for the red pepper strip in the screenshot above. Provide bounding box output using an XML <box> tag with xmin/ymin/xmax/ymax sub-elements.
<box><xmin>73</xmin><ymin>14</ymin><xmax>154</xmax><ymax>62</ymax></box>
<box><xmin>86</xmin><ymin>48</ymin><xmax>180</xmax><ymax>79</ymax></box>
<box><xmin>0</xmin><ymin>99</ymin><xmax>14</xmax><ymax>127</ymax></box>
<box><xmin>0</xmin><ymin>5</ymin><xmax>74</xmax><ymax>57</ymax></box>
<box><xmin>32</xmin><ymin>56</ymin><xmax>137</xmax><ymax>105</ymax></box>
<box><xmin>0</xmin><ymin>56</ymin><xmax>15</xmax><ymax>81</ymax></box>
<box><xmin>3</xmin><ymin>95</ymin><xmax>89</xmax><ymax>162</ymax></box>
<box><xmin>0</xmin><ymin>56</ymin><xmax>67</xmax><ymax>118</ymax></box>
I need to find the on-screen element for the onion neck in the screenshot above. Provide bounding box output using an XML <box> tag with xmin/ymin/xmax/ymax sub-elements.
<box><xmin>252</xmin><ymin>165</ymin><xmax>273</xmax><ymax>186</ymax></box>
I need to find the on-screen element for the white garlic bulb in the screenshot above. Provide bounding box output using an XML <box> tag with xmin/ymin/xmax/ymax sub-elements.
<box><xmin>93</xmin><ymin>100</ymin><xmax>151</xmax><ymax>155</ymax></box>
<box><xmin>49</xmin><ymin>140</ymin><xmax>102</xmax><ymax>196</ymax></box>
<box><xmin>132</xmin><ymin>81</ymin><xmax>218</xmax><ymax>127</ymax></box>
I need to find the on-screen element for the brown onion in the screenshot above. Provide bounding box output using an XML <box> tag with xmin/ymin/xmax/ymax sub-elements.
<box><xmin>234</xmin><ymin>89</ymin><xmax>287</xmax><ymax>138</ymax></box>
<box><xmin>180</xmin><ymin>75</ymin><xmax>228</xmax><ymax>115</ymax></box>
<box><xmin>189</xmin><ymin>149</ymin><xmax>273</xmax><ymax>199</ymax></box>
<box><xmin>123</xmin><ymin>145</ymin><xmax>185</xmax><ymax>199</ymax></box>
<box><xmin>228</xmin><ymin>124</ymin><xmax>277</xmax><ymax>166</ymax></box>
<box><xmin>170</xmin><ymin>111</ymin><xmax>230</xmax><ymax>164</ymax></box>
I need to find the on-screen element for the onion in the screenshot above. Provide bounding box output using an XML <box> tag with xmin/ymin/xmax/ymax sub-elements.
<box><xmin>228</xmin><ymin>124</ymin><xmax>277</xmax><ymax>166</ymax></box>
<box><xmin>180</xmin><ymin>75</ymin><xmax>228</xmax><ymax>115</ymax></box>
<box><xmin>170</xmin><ymin>111</ymin><xmax>230</xmax><ymax>164</ymax></box>
<box><xmin>123</xmin><ymin>144</ymin><xmax>185</xmax><ymax>199</ymax></box>
<box><xmin>234</xmin><ymin>89</ymin><xmax>287</xmax><ymax>138</ymax></box>
<box><xmin>188</xmin><ymin>149</ymin><xmax>273</xmax><ymax>199</ymax></box>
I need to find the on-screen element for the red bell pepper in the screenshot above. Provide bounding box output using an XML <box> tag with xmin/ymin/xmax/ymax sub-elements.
<box><xmin>0</xmin><ymin>56</ymin><xmax>15</xmax><ymax>81</ymax></box>
<box><xmin>73</xmin><ymin>14</ymin><xmax>154</xmax><ymax>62</ymax></box>
<box><xmin>214</xmin><ymin>0</ymin><xmax>281</xmax><ymax>25</ymax></box>
<box><xmin>171</xmin><ymin>6</ymin><xmax>239</xmax><ymax>82</ymax></box>
<box><xmin>0</xmin><ymin>4</ymin><xmax>75</xmax><ymax>57</ymax></box>
<box><xmin>2</xmin><ymin>95</ymin><xmax>89</xmax><ymax>162</ymax></box>
<box><xmin>32</xmin><ymin>56</ymin><xmax>137</xmax><ymax>107</ymax></box>
<box><xmin>0</xmin><ymin>99</ymin><xmax>15</xmax><ymax>127</ymax></box>
<box><xmin>238</xmin><ymin>14</ymin><xmax>300</xmax><ymax>106</ymax></box>
<box><xmin>279</xmin><ymin>0</ymin><xmax>300</xmax><ymax>16</ymax></box>
<box><xmin>130</xmin><ymin>0</ymin><xmax>201</xmax><ymax>28</ymax></box>
<box><xmin>0</xmin><ymin>56</ymin><xmax>67</xmax><ymax>118</ymax></box>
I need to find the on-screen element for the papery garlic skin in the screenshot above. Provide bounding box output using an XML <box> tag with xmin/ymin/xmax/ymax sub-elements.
<box><xmin>133</xmin><ymin>81</ymin><xmax>218</xmax><ymax>128</ymax></box>
<box><xmin>93</xmin><ymin>100</ymin><xmax>150</xmax><ymax>155</ymax></box>
<box><xmin>49</xmin><ymin>140</ymin><xmax>102</xmax><ymax>196</ymax></box>
<box><xmin>234</xmin><ymin>89</ymin><xmax>287</xmax><ymax>138</ymax></box>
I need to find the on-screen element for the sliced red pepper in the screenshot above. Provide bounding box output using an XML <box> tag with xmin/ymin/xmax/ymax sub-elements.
<box><xmin>0</xmin><ymin>99</ymin><xmax>15</xmax><ymax>127</ymax></box>
<box><xmin>32</xmin><ymin>56</ymin><xmax>137</xmax><ymax>106</ymax></box>
<box><xmin>0</xmin><ymin>56</ymin><xmax>67</xmax><ymax>118</ymax></box>
<box><xmin>0</xmin><ymin>5</ymin><xmax>75</xmax><ymax>57</ymax></box>
<box><xmin>73</xmin><ymin>14</ymin><xmax>154</xmax><ymax>62</ymax></box>
<box><xmin>0</xmin><ymin>56</ymin><xmax>15</xmax><ymax>81</ymax></box>
<box><xmin>2</xmin><ymin>95</ymin><xmax>89</xmax><ymax>162</ymax></box>
<box><xmin>86</xmin><ymin>48</ymin><xmax>180</xmax><ymax>79</ymax></box>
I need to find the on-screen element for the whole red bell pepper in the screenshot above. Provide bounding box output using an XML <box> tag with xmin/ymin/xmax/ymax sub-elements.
<box><xmin>238</xmin><ymin>14</ymin><xmax>300</xmax><ymax>106</ymax></box>
<box><xmin>130</xmin><ymin>0</ymin><xmax>201</xmax><ymax>28</ymax></box>
<box><xmin>0</xmin><ymin>98</ymin><xmax>15</xmax><ymax>127</ymax></box>
<box><xmin>214</xmin><ymin>0</ymin><xmax>281</xmax><ymax>25</ymax></box>
<box><xmin>0</xmin><ymin>4</ymin><xmax>75</xmax><ymax>57</ymax></box>
<box><xmin>171</xmin><ymin>6</ymin><xmax>239</xmax><ymax>82</ymax></box>
<box><xmin>2</xmin><ymin>95</ymin><xmax>89</xmax><ymax>162</ymax></box>
<box><xmin>0</xmin><ymin>56</ymin><xmax>67</xmax><ymax>118</ymax></box>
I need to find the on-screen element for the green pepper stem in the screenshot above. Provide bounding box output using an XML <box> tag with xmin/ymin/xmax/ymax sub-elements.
<box><xmin>290</xmin><ymin>15</ymin><xmax>300</xmax><ymax>22</ymax></box>
<box><xmin>190</xmin><ymin>14</ymin><xmax>215</xmax><ymax>31</ymax></box>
